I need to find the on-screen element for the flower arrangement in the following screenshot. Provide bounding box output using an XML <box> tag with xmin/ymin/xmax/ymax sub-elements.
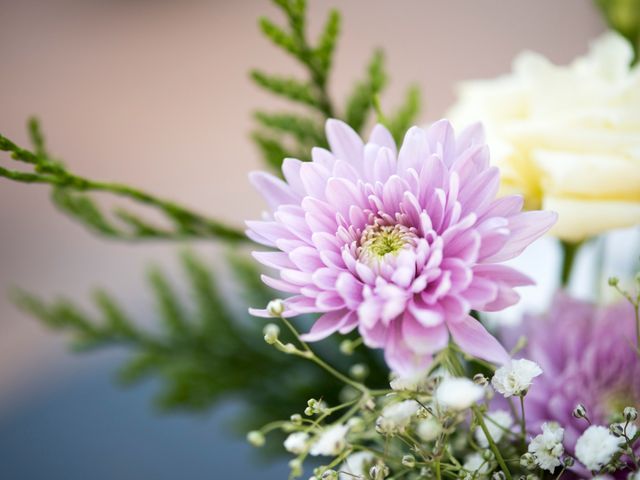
<box><xmin>1</xmin><ymin>1</ymin><xmax>639</xmax><ymax>479</ymax></box>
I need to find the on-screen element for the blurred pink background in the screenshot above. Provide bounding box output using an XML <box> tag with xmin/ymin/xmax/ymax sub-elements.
<box><xmin>0</xmin><ymin>0</ymin><xmax>605</xmax><ymax>426</ymax></box>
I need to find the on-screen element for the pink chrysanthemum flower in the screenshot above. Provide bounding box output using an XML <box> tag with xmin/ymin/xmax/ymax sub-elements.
<box><xmin>247</xmin><ymin>119</ymin><xmax>556</xmax><ymax>374</ymax></box>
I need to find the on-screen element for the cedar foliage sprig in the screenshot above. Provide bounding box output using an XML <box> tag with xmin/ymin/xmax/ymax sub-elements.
<box><xmin>1</xmin><ymin>0</ymin><xmax>410</xmax><ymax>432</ymax></box>
<box><xmin>251</xmin><ymin>0</ymin><xmax>421</xmax><ymax>169</ymax></box>
<box><xmin>13</xmin><ymin>250</ymin><xmax>387</xmax><ymax>428</ymax></box>
<box><xmin>0</xmin><ymin>119</ymin><xmax>246</xmax><ymax>242</ymax></box>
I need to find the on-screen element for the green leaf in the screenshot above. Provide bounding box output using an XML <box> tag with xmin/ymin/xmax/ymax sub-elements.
<box><xmin>315</xmin><ymin>10</ymin><xmax>341</xmax><ymax>76</ymax></box>
<box><xmin>258</xmin><ymin>17</ymin><xmax>299</xmax><ymax>56</ymax></box>
<box><xmin>250</xmin><ymin>70</ymin><xmax>319</xmax><ymax>108</ymax></box>
<box><xmin>387</xmin><ymin>85</ymin><xmax>421</xmax><ymax>144</ymax></box>
<box><xmin>344</xmin><ymin>50</ymin><xmax>388</xmax><ymax>133</ymax></box>
<box><xmin>254</xmin><ymin>111</ymin><xmax>326</xmax><ymax>148</ymax></box>
<box><xmin>51</xmin><ymin>188</ymin><xmax>121</xmax><ymax>237</ymax></box>
<box><xmin>595</xmin><ymin>0</ymin><xmax>640</xmax><ymax>63</ymax></box>
<box><xmin>251</xmin><ymin>131</ymin><xmax>296</xmax><ymax>171</ymax></box>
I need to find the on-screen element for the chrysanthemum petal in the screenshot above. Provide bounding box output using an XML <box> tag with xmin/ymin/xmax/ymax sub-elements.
<box><xmin>447</xmin><ymin>315</ymin><xmax>510</xmax><ymax>364</ymax></box>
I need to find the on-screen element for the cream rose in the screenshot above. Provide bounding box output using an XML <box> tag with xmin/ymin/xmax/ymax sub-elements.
<box><xmin>448</xmin><ymin>32</ymin><xmax>640</xmax><ymax>242</ymax></box>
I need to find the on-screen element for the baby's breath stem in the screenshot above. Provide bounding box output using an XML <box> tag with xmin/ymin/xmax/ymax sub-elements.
<box><xmin>519</xmin><ymin>395</ymin><xmax>527</xmax><ymax>451</ymax></box>
<box><xmin>278</xmin><ymin>316</ymin><xmax>368</xmax><ymax>393</ymax></box>
<box><xmin>473</xmin><ymin>406</ymin><xmax>513</xmax><ymax>480</ymax></box>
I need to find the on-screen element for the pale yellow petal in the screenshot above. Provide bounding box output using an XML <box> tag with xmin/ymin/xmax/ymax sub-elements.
<box><xmin>544</xmin><ymin>196</ymin><xmax>640</xmax><ymax>242</ymax></box>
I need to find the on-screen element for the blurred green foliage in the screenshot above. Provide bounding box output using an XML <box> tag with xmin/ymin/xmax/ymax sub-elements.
<box><xmin>251</xmin><ymin>0</ymin><xmax>421</xmax><ymax>168</ymax></box>
<box><xmin>0</xmin><ymin>0</ymin><xmax>412</xmax><ymax>443</ymax></box>
<box><xmin>595</xmin><ymin>0</ymin><xmax>640</xmax><ymax>63</ymax></box>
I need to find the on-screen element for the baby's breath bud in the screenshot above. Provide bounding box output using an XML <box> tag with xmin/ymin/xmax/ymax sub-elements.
<box><xmin>263</xmin><ymin>323</ymin><xmax>280</xmax><ymax>344</ymax></box>
<box><xmin>304</xmin><ymin>406</ymin><xmax>314</xmax><ymax>416</ymax></box>
<box><xmin>283</xmin><ymin>343</ymin><xmax>297</xmax><ymax>354</ymax></box>
<box><xmin>369</xmin><ymin>463</ymin><xmax>389</xmax><ymax>480</ymax></box>
<box><xmin>401</xmin><ymin>454</ymin><xmax>416</xmax><ymax>468</ymax></box>
<box><xmin>339</xmin><ymin>339</ymin><xmax>354</xmax><ymax>355</ymax></box>
<box><xmin>321</xmin><ymin>469</ymin><xmax>338</xmax><ymax>480</ymax></box>
<box><xmin>610</xmin><ymin>423</ymin><xmax>625</xmax><ymax>437</ymax></box>
<box><xmin>375</xmin><ymin>416</ymin><xmax>395</xmax><ymax>436</ymax></box>
<box><xmin>417</xmin><ymin>406</ymin><xmax>430</xmax><ymax>419</ymax></box>
<box><xmin>364</xmin><ymin>397</ymin><xmax>376</xmax><ymax>411</ymax></box>
<box><xmin>267</xmin><ymin>299</ymin><xmax>285</xmax><ymax>317</ymax></box>
<box><xmin>520</xmin><ymin>453</ymin><xmax>536</xmax><ymax>470</ymax></box>
<box><xmin>290</xmin><ymin>413</ymin><xmax>303</xmax><ymax>425</ymax></box>
<box><xmin>482</xmin><ymin>450</ymin><xmax>495</xmax><ymax>462</ymax></box>
<box><xmin>420</xmin><ymin>467</ymin><xmax>432</xmax><ymax>477</ymax></box>
<box><xmin>624</xmin><ymin>406</ymin><xmax>638</xmax><ymax>422</ymax></box>
<box><xmin>608</xmin><ymin>276</ymin><xmax>620</xmax><ymax>287</ymax></box>
<box><xmin>247</xmin><ymin>430</ymin><xmax>265</xmax><ymax>447</ymax></box>
<box><xmin>572</xmin><ymin>403</ymin><xmax>587</xmax><ymax>419</ymax></box>
<box><xmin>349</xmin><ymin>363</ymin><xmax>368</xmax><ymax>379</ymax></box>
<box><xmin>473</xmin><ymin>373</ymin><xmax>488</xmax><ymax>385</ymax></box>
<box><xmin>563</xmin><ymin>457</ymin><xmax>574</xmax><ymax>467</ymax></box>
<box><xmin>289</xmin><ymin>458</ymin><xmax>303</xmax><ymax>477</ymax></box>
<box><xmin>347</xmin><ymin>416</ymin><xmax>365</xmax><ymax>433</ymax></box>
<box><xmin>492</xmin><ymin>472</ymin><xmax>506</xmax><ymax>480</ymax></box>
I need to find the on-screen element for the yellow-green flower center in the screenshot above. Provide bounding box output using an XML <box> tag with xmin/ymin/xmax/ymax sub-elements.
<box><xmin>359</xmin><ymin>224</ymin><xmax>417</xmax><ymax>262</ymax></box>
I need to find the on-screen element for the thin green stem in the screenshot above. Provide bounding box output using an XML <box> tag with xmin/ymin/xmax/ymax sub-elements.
<box><xmin>560</xmin><ymin>241</ymin><xmax>580</xmax><ymax>287</ymax></box>
<box><xmin>519</xmin><ymin>395</ymin><xmax>527</xmax><ymax>451</ymax></box>
<box><xmin>473</xmin><ymin>406</ymin><xmax>513</xmax><ymax>480</ymax></box>
<box><xmin>279</xmin><ymin>316</ymin><xmax>368</xmax><ymax>393</ymax></box>
<box><xmin>554</xmin><ymin>466</ymin><xmax>567</xmax><ymax>479</ymax></box>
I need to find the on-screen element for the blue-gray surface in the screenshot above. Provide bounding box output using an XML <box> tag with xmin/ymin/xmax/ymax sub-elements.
<box><xmin>0</xmin><ymin>359</ymin><xmax>289</xmax><ymax>480</ymax></box>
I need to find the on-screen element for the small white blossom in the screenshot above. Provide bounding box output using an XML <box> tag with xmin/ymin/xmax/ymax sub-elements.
<box><xmin>463</xmin><ymin>452</ymin><xmax>490</xmax><ymax>475</ymax></box>
<box><xmin>436</xmin><ymin>377</ymin><xmax>484</xmax><ymax>410</ymax></box>
<box><xmin>376</xmin><ymin>400</ymin><xmax>420</xmax><ymax>435</ymax></box>
<box><xmin>284</xmin><ymin>432</ymin><xmax>309</xmax><ymax>454</ymax></box>
<box><xmin>416</xmin><ymin>418</ymin><xmax>442</xmax><ymax>442</ymax></box>
<box><xmin>491</xmin><ymin>359</ymin><xmax>542</xmax><ymax>397</ymax></box>
<box><xmin>575</xmin><ymin>425</ymin><xmax>623</xmax><ymax>471</ymax></box>
<box><xmin>309</xmin><ymin>424</ymin><xmax>350</xmax><ymax>456</ymax></box>
<box><xmin>389</xmin><ymin>370</ymin><xmax>429</xmax><ymax>392</ymax></box>
<box><xmin>528</xmin><ymin>422</ymin><xmax>565</xmax><ymax>472</ymax></box>
<box><xmin>381</xmin><ymin>400</ymin><xmax>419</xmax><ymax>427</ymax></box>
<box><xmin>475</xmin><ymin>410</ymin><xmax>513</xmax><ymax>447</ymax></box>
<box><xmin>339</xmin><ymin>452</ymin><xmax>375</xmax><ymax>480</ymax></box>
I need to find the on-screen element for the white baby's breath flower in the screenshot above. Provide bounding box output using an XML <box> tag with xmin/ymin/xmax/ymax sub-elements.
<box><xmin>381</xmin><ymin>400</ymin><xmax>420</xmax><ymax>427</ymax></box>
<box><xmin>416</xmin><ymin>418</ymin><xmax>442</xmax><ymax>442</ymax></box>
<box><xmin>376</xmin><ymin>400</ymin><xmax>420</xmax><ymax>435</ymax></box>
<box><xmin>575</xmin><ymin>425</ymin><xmax>624</xmax><ymax>471</ymax></box>
<box><xmin>491</xmin><ymin>359</ymin><xmax>542</xmax><ymax>397</ymax></box>
<box><xmin>284</xmin><ymin>431</ymin><xmax>309</xmax><ymax>454</ymax></box>
<box><xmin>339</xmin><ymin>452</ymin><xmax>375</xmax><ymax>480</ymax></box>
<box><xmin>527</xmin><ymin>422</ymin><xmax>564</xmax><ymax>472</ymax></box>
<box><xmin>389</xmin><ymin>370</ymin><xmax>429</xmax><ymax>392</ymax></box>
<box><xmin>436</xmin><ymin>377</ymin><xmax>484</xmax><ymax>410</ymax></box>
<box><xmin>463</xmin><ymin>452</ymin><xmax>490</xmax><ymax>475</ymax></box>
<box><xmin>309</xmin><ymin>424</ymin><xmax>350</xmax><ymax>456</ymax></box>
<box><xmin>475</xmin><ymin>410</ymin><xmax>513</xmax><ymax>447</ymax></box>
